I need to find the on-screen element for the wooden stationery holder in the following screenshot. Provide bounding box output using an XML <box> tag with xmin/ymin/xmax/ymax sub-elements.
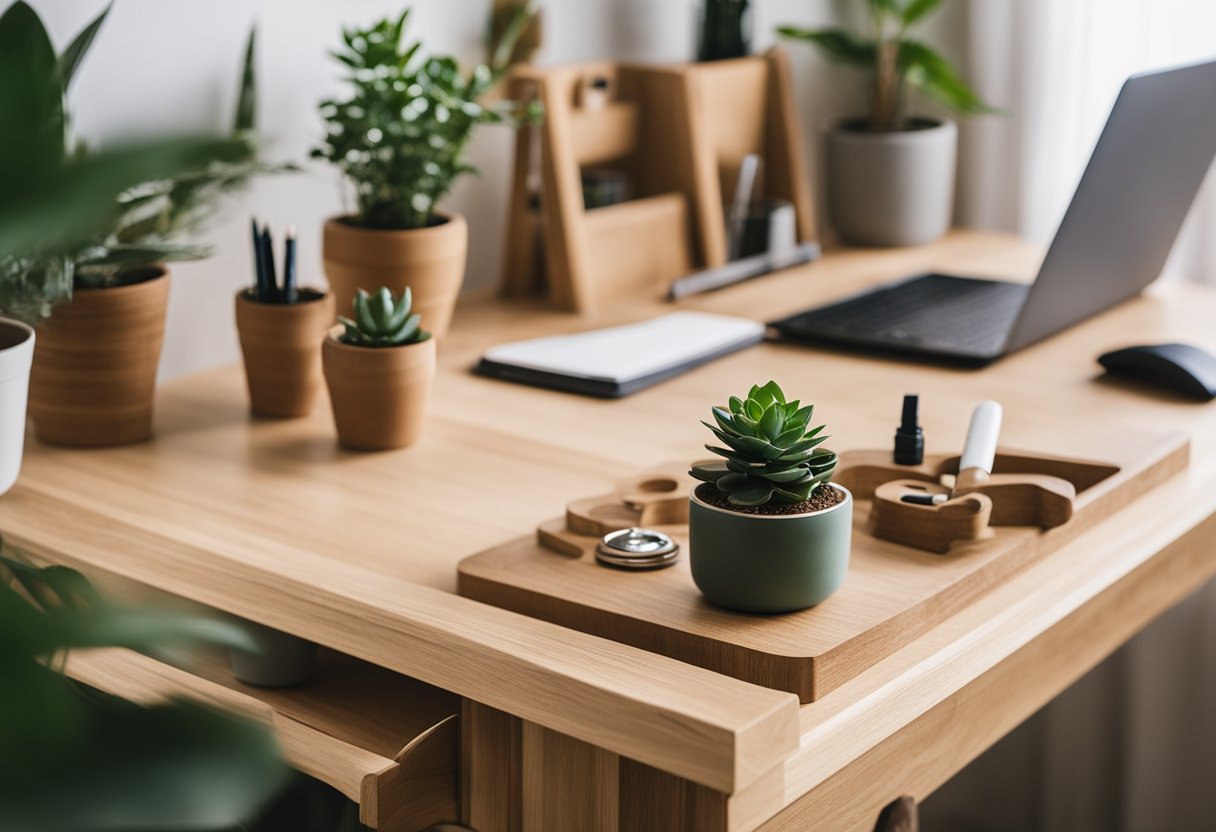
<box><xmin>499</xmin><ymin>49</ymin><xmax>815</xmax><ymax>312</ymax></box>
<box><xmin>460</xmin><ymin>432</ymin><xmax>1187</xmax><ymax>702</ymax></box>
<box><xmin>540</xmin><ymin>463</ymin><xmax>694</xmax><ymax>556</ymax></box>
<box><xmin>835</xmin><ymin>450</ymin><xmax>1102</xmax><ymax>553</ymax></box>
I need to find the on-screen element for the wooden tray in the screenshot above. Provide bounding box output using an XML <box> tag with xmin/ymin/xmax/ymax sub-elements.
<box><xmin>458</xmin><ymin>429</ymin><xmax>1189</xmax><ymax>703</ymax></box>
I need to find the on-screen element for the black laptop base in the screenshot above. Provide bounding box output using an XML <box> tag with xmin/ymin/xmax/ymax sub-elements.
<box><xmin>769</xmin><ymin>273</ymin><xmax>1031</xmax><ymax>366</ymax></box>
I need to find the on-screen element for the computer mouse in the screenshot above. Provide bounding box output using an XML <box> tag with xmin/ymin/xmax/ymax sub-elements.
<box><xmin>1097</xmin><ymin>343</ymin><xmax>1216</xmax><ymax>401</ymax></box>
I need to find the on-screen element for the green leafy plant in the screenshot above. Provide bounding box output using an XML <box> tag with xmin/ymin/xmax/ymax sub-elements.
<box><xmin>690</xmin><ymin>380</ymin><xmax>837</xmax><ymax>507</ymax></box>
<box><xmin>486</xmin><ymin>0</ymin><xmax>541</xmax><ymax>71</ymax></box>
<box><xmin>0</xmin><ymin>545</ymin><xmax>288</xmax><ymax>830</ymax></box>
<box><xmin>778</xmin><ymin>0</ymin><xmax>991</xmax><ymax>132</ymax></box>
<box><xmin>339</xmin><ymin>286</ymin><xmax>430</xmax><ymax>347</ymax></box>
<box><xmin>312</xmin><ymin>7</ymin><xmax>541</xmax><ymax>231</ymax></box>
<box><xmin>0</xmin><ymin>2</ymin><xmax>285</xmax><ymax>324</ymax></box>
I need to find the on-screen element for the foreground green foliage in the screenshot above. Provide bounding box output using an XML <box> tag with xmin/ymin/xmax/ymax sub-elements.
<box><xmin>690</xmin><ymin>380</ymin><xmax>837</xmax><ymax>507</ymax></box>
<box><xmin>0</xmin><ymin>2</ymin><xmax>284</xmax><ymax>324</ymax></box>
<box><xmin>339</xmin><ymin>286</ymin><xmax>430</xmax><ymax>348</ymax></box>
<box><xmin>312</xmin><ymin>7</ymin><xmax>540</xmax><ymax>230</ymax></box>
<box><xmin>777</xmin><ymin>0</ymin><xmax>992</xmax><ymax>132</ymax></box>
<box><xmin>0</xmin><ymin>546</ymin><xmax>288</xmax><ymax>831</ymax></box>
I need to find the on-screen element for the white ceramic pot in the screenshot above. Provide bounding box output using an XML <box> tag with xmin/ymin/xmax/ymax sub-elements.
<box><xmin>0</xmin><ymin>318</ymin><xmax>35</xmax><ymax>495</ymax></box>
<box><xmin>825</xmin><ymin>117</ymin><xmax>957</xmax><ymax>247</ymax></box>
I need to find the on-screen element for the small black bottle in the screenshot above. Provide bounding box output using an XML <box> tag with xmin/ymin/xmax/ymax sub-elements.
<box><xmin>894</xmin><ymin>394</ymin><xmax>924</xmax><ymax>465</ymax></box>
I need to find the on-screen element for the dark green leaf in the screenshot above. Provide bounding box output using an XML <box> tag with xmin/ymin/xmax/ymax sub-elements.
<box><xmin>690</xmin><ymin>463</ymin><xmax>728</xmax><ymax>483</ymax></box>
<box><xmin>59</xmin><ymin>2</ymin><xmax>110</xmax><ymax>92</ymax></box>
<box><xmin>744</xmin><ymin>398</ymin><xmax>764</xmax><ymax>421</ymax></box>
<box><xmin>758</xmin><ymin>404</ymin><xmax>784</xmax><ymax>441</ymax></box>
<box><xmin>716</xmin><ymin>473</ymin><xmax>748</xmax><ymax>492</ymax></box>
<box><xmin>728</xmin><ymin>483</ymin><xmax>775</xmax><ymax>506</ymax></box>
<box><xmin>234</xmin><ymin>25</ymin><xmax>257</xmax><ymax>132</ymax></box>
<box><xmin>710</xmin><ymin>406</ymin><xmax>735</xmax><ymax>433</ymax></box>
<box><xmin>901</xmin><ymin>0</ymin><xmax>944</xmax><ymax>27</ymax></box>
<box><xmin>757</xmin><ymin>466</ymin><xmax>808</xmax><ymax>484</ymax></box>
<box><xmin>728</xmin><ymin>396</ymin><xmax>744</xmax><ymax>414</ymax></box>
<box><xmin>776</xmin><ymin>26</ymin><xmax>876</xmax><ymax>68</ymax></box>
<box><xmin>771</xmin><ymin>425</ymin><xmax>806</xmax><ymax>449</ymax></box>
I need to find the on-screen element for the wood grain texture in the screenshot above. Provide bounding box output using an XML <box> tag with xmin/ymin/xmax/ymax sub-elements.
<box><xmin>8</xmin><ymin>231</ymin><xmax>1216</xmax><ymax>826</ymax></box>
<box><xmin>522</xmin><ymin>722</ymin><xmax>619</xmax><ymax>831</ymax></box>
<box><xmin>461</xmin><ymin>701</ymin><xmax>522</xmax><ymax>831</ymax></box>
<box><xmin>64</xmin><ymin>647</ymin><xmax>458</xmax><ymax>829</ymax></box>
<box><xmin>459</xmin><ymin>435</ymin><xmax>1188</xmax><ymax>702</ymax></box>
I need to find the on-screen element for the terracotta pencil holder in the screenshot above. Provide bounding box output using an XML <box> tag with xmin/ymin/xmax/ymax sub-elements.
<box><xmin>235</xmin><ymin>288</ymin><xmax>335</xmax><ymax>419</ymax></box>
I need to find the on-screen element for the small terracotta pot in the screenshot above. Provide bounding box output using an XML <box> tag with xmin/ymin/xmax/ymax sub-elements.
<box><xmin>322</xmin><ymin>327</ymin><xmax>436</xmax><ymax>451</ymax></box>
<box><xmin>29</xmin><ymin>267</ymin><xmax>169</xmax><ymax>447</ymax></box>
<box><xmin>322</xmin><ymin>212</ymin><xmax>467</xmax><ymax>340</ymax></box>
<box><xmin>235</xmin><ymin>288</ymin><xmax>335</xmax><ymax>418</ymax></box>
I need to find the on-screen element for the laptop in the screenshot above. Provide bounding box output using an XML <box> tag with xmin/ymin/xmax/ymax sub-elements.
<box><xmin>771</xmin><ymin>59</ymin><xmax>1216</xmax><ymax>366</ymax></box>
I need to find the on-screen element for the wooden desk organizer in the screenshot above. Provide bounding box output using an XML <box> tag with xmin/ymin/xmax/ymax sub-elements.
<box><xmin>837</xmin><ymin>450</ymin><xmax>1099</xmax><ymax>553</ymax></box>
<box><xmin>499</xmin><ymin>49</ymin><xmax>815</xmax><ymax>312</ymax></box>
<box><xmin>459</xmin><ymin>431</ymin><xmax>1188</xmax><ymax>703</ymax></box>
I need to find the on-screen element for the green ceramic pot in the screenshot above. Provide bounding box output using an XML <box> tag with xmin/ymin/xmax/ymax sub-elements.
<box><xmin>689</xmin><ymin>483</ymin><xmax>853</xmax><ymax>613</ymax></box>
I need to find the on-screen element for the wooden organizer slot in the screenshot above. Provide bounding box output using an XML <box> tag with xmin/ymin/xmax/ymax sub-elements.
<box><xmin>459</xmin><ymin>429</ymin><xmax>1189</xmax><ymax>703</ymax></box>
<box><xmin>65</xmin><ymin>646</ymin><xmax>459</xmax><ymax>831</ymax></box>
<box><xmin>500</xmin><ymin>49</ymin><xmax>814</xmax><ymax>311</ymax></box>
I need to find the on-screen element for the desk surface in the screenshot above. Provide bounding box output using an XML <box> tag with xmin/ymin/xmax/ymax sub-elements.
<box><xmin>5</xmin><ymin>230</ymin><xmax>1216</xmax><ymax>828</ymax></box>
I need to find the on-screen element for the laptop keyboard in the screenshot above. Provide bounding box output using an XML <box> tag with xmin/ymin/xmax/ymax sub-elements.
<box><xmin>773</xmin><ymin>273</ymin><xmax>1030</xmax><ymax>357</ymax></box>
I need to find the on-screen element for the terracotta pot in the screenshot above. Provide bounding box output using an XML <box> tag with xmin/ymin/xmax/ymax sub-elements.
<box><xmin>235</xmin><ymin>288</ymin><xmax>335</xmax><ymax>418</ymax></box>
<box><xmin>29</xmin><ymin>268</ymin><xmax>169</xmax><ymax>447</ymax></box>
<box><xmin>322</xmin><ymin>327</ymin><xmax>436</xmax><ymax>451</ymax></box>
<box><xmin>322</xmin><ymin>212</ymin><xmax>467</xmax><ymax>340</ymax></box>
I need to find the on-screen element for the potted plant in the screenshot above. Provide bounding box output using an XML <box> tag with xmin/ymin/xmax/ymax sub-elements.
<box><xmin>688</xmin><ymin>381</ymin><xmax>852</xmax><ymax>613</ymax></box>
<box><xmin>312</xmin><ymin>8</ymin><xmax>538</xmax><ymax>340</ymax></box>
<box><xmin>236</xmin><ymin>225</ymin><xmax>335</xmax><ymax>418</ymax></box>
<box><xmin>17</xmin><ymin>14</ymin><xmax>283</xmax><ymax>446</ymax></box>
<box><xmin>697</xmin><ymin>0</ymin><xmax>751</xmax><ymax>62</ymax></box>
<box><xmin>0</xmin><ymin>319</ymin><xmax>34</xmax><ymax>496</ymax></box>
<box><xmin>778</xmin><ymin>0</ymin><xmax>993</xmax><ymax>247</ymax></box>
<box><xmin>323</xmin><ymin>286</ymin><xmax>435</xmax><ymax>451</ymax></box>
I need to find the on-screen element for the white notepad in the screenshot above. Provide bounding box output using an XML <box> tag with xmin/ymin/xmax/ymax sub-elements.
<box><xmin>476</xmin><ymin>312</ymin><xmax>765</xmax><ymax>397</ymax></box>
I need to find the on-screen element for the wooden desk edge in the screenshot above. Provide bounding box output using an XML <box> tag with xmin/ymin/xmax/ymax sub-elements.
<box><xmin>1</xmin><ymin>485</ymin><xmax>798</xmax><ymax>794</ymax></box>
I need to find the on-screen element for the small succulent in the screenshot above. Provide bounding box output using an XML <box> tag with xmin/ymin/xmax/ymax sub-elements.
<box><xmin>338</xmin><ymin>286</ymin><xmax>430</xmax><ymax>347</ymax></box>
<box><xmin>690</xmin><ymin>380</ymin><xmax>837</xmax><ymax>506</ymax></box>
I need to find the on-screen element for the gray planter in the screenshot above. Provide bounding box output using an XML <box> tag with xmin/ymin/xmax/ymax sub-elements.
<box><xmin>825</xmin><ymin>117</ymin><xmax>957</xmax><ymax>247</ymax></box>
<box><xmin>688</xmin><ymin>483</ymin><xmax>853</xmax><ymax>613</ymax></box>
<box><xmin>229</xmin><ymin>618</ymin><xmax>318</xmax><ymax>688</ymax></box>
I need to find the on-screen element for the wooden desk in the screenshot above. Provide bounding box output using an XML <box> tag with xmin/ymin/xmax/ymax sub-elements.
<box><xmin>4</xmin><ymin>230</ymin><xmax>1216</xmax><ymax>830</ymax></box>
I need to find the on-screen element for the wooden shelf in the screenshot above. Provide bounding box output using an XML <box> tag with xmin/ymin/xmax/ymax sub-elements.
<box><xmin>65</xmin><ymin>647</ymin><xmax>459</xmax><ymax>831</ymax></box>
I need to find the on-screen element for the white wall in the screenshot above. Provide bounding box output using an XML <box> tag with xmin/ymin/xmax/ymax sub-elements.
<box><xmin>34</xmin><ymin>0</ymin><xmax>962</xmax><ymax>379</ymax></box>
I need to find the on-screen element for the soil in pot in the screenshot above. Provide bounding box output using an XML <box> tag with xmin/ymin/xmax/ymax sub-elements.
<box><xmin>323</xmin><ymin>213</ymin><xmax>467</xmax><ymax>340</ymax></box>
<box><xmin>695</xmin><ymin>483</ymin><xmax>846</xmax><ymax>515</ymax></box>
<box><xmin>0</xmin><ymin>319</ymin><xmax>35</xmax><ymax>495</ymax></box>
<box><xmin>322</xmin><ymin>329</ymin><xmax>436</xmax><ymax>451</ymax></box>
<box><xmin>29</xmin><ymin>266</ymin><xmax>169</xmax><ymax>447</ymax></box>
<box><xmin>235</xmin><ymin>288</ymin><xmax>335</xmax><ymax>419</ymax></box>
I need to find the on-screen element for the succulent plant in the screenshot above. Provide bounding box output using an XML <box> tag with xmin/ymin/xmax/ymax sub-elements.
<box><xmin>338</xmin><ymin>286</ymin><xmax>430</xmax><ymax>348</ymax></box>
<box><xmin>690</xmin><ymin>380</ymin><xmax>837</xmax><ymax>507</ymax></box>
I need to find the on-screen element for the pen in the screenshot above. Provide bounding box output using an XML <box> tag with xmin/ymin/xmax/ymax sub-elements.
<box><xmin>283</xmin><ymin>225</ymin><xmax>298</xmax><ymax>305</ymax></box>
<box><xmin>252</xmin><ymin>216</ymin><xmax>267</xmax><ymax>299</ymax></box>
<box><xmin>261</xmin><ymin>223</ymin><xmax>277</xmax><ymax>301</ymax></box>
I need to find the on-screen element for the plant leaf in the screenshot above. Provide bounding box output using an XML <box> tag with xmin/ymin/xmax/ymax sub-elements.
<box><xmin>690</xmin><ymin>462</ymin><xmax>728</xmax><ymax>483</ymax></box>
<box><xmin>775</xmin><ymin>26</ymin><xmax>876</xmax><ymax>68</ymax></box>
<box><xmin>900</xmin><ymin>40</ymin><xmax>994</xmax><ymax>115</ymax></box>
<box><xmin>901</xmin><ymin>0</ymin><xmax>944</xmax><ymax>27</ymax></box>
<box><xmin>728</xmin><ymin>483</ymin><xmax>774</xmax><ymax>506</ymax></box>
<box><xmin>758</xmin><ymin>404</ymin><xmax>784</xmax><ymax>441</ymax></box>
<box><xmin>760</xmin><ymin>380</ymin><xmax>785</xmax><ymax>405</ymax></box>
<box><xmin>233</xmin><ymin>25</ymin><xmax>256</xmax><ymax>132</ymax></box>
<box><xmin>728</xmin><ymin>396</ymin><xmax>744</xmax><ymax>414</ymax></box>
<box><xmin>59</xmin><ymin>2</ymin><xmax>110</xmax><ymax>92</ymax></box>
<box><xmin>744</xmin><ymin>398</ymin><xmax>763</xmax><ymax>421</ymax></box>
<box><xmin>716</xmin><ymin>473</ymin><xmax>749</xmax><ymax>492</ymax></box>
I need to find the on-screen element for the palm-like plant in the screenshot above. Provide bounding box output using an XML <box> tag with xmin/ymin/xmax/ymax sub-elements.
<box><xmin>778</xmin><ymin>0</ymin><xmax>991</xmax><ymax>132</ymax></box>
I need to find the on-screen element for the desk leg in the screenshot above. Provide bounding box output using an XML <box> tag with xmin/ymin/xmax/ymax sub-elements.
<box><xmin>460</xmin><ymin>698</ymin><xmax>730</xmax><ymax>831</ymax></box>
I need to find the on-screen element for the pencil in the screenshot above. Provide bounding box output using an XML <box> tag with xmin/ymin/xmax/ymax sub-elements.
<box><xmin>251</xmin><ymin>216</ymin><xmax>267</xmax><ymax>299</ymax></box>
<box><xmin>283</xmin><ymin>225</ymin><xmax>298</xmax><ymax>304</ymax></box>
<box><xmin>261</xmin><ymin>223</ymin><xmax>277</xmax><ymax>301</ymax></box>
